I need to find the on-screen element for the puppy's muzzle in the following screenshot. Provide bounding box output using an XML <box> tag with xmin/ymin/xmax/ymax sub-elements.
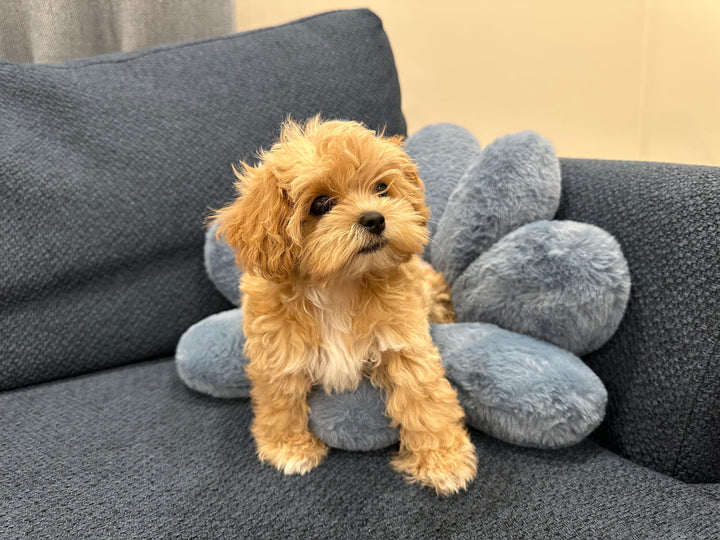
<box><xmin>358</xmin><ymin>211</ymin><xmax>385</xmax><ymax>235</ymax></box>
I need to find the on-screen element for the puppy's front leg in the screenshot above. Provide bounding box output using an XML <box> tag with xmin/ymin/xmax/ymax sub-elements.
<box><xmin>374</xmin><ymin>342</ymin><xmax>477</xmax><ymax>495</ymax></box>
<box><xmin>245</xmin><ymin>349</ymin><xmax>328</xmax><ymax>475</ymax></box>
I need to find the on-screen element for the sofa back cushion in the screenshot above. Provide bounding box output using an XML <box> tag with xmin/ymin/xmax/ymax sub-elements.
<box><xmin>558</xmin><ymin>159</ymin><xmax>720</xmax><ymax>483</ymax></box>
<box><xmin>0</xmin><ymin>9</ymin><xmax>406</xmax><ymax>390</ymax></box>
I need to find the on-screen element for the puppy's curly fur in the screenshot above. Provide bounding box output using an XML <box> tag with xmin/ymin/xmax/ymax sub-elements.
<box><xmin>212</xmin><ymin>117</ymin><xmax>477</xmax><ymax>495</ymax></box>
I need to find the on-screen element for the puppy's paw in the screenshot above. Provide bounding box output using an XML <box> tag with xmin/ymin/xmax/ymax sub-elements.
<box><xmin>256</xmin><ymin>432</ymin><xmax>329</xmax><ymax>475</ymax></box>
<box><xmin>391</xmin><ymin>434</ymin><xmax>477</xmax><ymax>496</ymax></box>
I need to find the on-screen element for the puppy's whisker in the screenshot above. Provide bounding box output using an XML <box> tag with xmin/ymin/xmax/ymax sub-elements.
<box><xmin>425</xmin><ymin>235</ymin><xmax>444</xmax><ymax>254</ymax></box>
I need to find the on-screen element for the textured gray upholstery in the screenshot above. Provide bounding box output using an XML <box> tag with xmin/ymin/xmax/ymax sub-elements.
<box><xmin>1</xmin><ymin>359</ymin><xmax>718</xmax><ymax>538</ymax></box>
<box><xmin>557</xmin><ymin>159</ymin><xmax>720</xmax><ymax>483</ymax></box>
<box><xmin>0</xmin><ymin>9</ymin><xmax>405</xmax><ymax>391</ymax></box>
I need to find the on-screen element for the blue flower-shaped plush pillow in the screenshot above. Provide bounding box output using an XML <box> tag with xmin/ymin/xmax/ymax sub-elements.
<box><xmin>176</xmin><ymin>124</ymin><xmax>630</xmax><ymax>450</ymax></box>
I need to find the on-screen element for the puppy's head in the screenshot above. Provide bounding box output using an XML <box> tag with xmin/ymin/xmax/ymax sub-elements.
<box><xmin>212</xmin><ymin>117</ymin><xmax>429</xmax><ymax>282</ymax></box>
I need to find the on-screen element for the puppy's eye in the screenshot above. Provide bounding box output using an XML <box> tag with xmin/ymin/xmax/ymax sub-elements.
<box><xmin>376</xmin><ymin>182</ymin><xmax>389</xmax><ymax>197</ymax></box>
<box><xmin>310</xmin><ymin>195</ymin><xmax>335</xmax><ymax>216</ymax></box>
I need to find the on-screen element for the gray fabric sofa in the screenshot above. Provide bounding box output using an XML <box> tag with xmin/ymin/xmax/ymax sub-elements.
<box><xmin>2</xmin><ymin>9</ymin><xmax>718</xmax><ymax>538</ymax></box>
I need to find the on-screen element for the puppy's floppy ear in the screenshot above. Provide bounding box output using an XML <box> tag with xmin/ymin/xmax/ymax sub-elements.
<box><xmin>211</xmin><ymin>162</ymin><xmax>298</xmax><ymax>281</ymax></box>
<box><xmin>391</xmin><ymin>139</ymin><xmax>431</xmax><ymax>227</ymax></box>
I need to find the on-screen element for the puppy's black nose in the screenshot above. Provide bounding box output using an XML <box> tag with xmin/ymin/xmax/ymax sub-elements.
<box><xmin>358</xmin><ymin>211</ymin><xmax>385</xmax><ymax>235</ymax></box>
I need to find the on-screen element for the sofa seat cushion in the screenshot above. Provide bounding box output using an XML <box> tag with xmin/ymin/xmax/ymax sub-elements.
<box><xmin>2</xmin><ymin>359</ymin><xmax>718</xmax><ymax>538</ymax></box>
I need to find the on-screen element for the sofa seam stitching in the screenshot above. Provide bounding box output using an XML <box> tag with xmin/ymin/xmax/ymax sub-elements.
<box><xmin>671</xmin><ymin>321</ymin><xmax>720</xmax><ymax>478</ymax></box>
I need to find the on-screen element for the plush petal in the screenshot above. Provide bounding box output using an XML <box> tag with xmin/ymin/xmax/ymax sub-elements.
<box><xmin>453</xmin><ymin>220</ymin><xmax>631</xmax><ymax>356</ymax></box>
<box><xmin>308</xmin><ymin>380</ymin><xmax>399</xmax><ymax>451</ymax></box>
<box><xmin>432</xmin><ymin>131</ymin><xmax>561</xmax><ymax>285</ymax></box>
<box><xmin>175</xmin><ymin>308</ymin><xmax>248</xmax><ymax>398</ymax></box>
<box><xmin>204</xmin><ymin>223</ymin><xmax>242</xmax><ymax>306</ymax></box>
<box><xmin>405</xmin><ymin>123</ymin><xmax>482</xmax><ymax>263</ymax></box>
<box><xmin>431</xmin><ymin>323</ymin><xmax>607</xmax><ymax>449</ymax></box>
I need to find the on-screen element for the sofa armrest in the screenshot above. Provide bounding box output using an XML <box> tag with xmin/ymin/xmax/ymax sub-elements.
<box><xmin>556</xmin><ymin>158</ymin><xmax>720</xmax><ymax>483</ymax></box>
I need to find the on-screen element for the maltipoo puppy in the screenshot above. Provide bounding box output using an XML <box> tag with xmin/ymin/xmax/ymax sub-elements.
<box><xmin>212</xmin><ymin>117</ymin><xmax>477</xmax><ymax>495</ymax></box>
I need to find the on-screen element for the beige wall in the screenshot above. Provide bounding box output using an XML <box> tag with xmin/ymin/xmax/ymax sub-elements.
<box><xmin>235</xmin><ymin>1</ymin><xmax>720</xmax><ymax>166</ymax></box>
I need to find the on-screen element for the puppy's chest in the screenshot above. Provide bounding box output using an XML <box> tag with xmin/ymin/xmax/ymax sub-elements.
<box><xmin>305</xmin><ymin>291</ymin><xmax>401</xmax><ymax>394</ymax></box>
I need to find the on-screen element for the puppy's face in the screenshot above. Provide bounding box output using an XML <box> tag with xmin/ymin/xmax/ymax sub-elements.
<box><xmin>214</xmin><ymin>118</ymin><xmax>429</xmax><ymax>282</ymax></box>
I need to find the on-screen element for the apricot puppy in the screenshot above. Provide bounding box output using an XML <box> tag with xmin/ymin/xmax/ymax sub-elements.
<box><xmin>213</xmin><ymin>117</ymin><xmax>477</xmax><ymax>495</ymax></box>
